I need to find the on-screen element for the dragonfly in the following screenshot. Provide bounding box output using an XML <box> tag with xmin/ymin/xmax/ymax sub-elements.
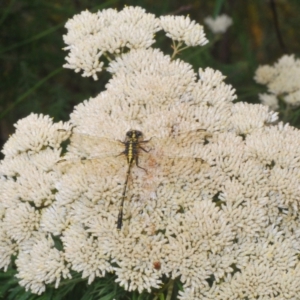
<box><xmin>116</xmin><ymin>130</ymin><xmax>150</xmax><ymax>230</ymax></box>
<box><xmin>57</xmin><ymin>126</ymin><xmax>212</xmax><ymax>230</ymax></box>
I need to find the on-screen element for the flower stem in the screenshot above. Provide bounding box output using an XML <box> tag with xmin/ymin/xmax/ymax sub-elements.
<box><xmin>166</xmin><ymin>279</ymin><xmax>174</xmax><ymax>300</ymax></box>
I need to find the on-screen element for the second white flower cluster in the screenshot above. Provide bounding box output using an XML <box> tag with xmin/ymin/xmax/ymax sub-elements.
<box><xmin>63</xmin><ymin>7</ymin><xmax>208</xmax><ymax>80</ymax></box>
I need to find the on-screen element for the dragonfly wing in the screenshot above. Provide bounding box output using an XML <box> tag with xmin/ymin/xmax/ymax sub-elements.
<box><xmin>148</xmin><ymin>128</ymin><xmax>212</xmax><ymax>159</ymax></box>
<box><xmin>65</xmin><ymin>132</ymin><xmax>124</xmax><ymax>159</ymax></box>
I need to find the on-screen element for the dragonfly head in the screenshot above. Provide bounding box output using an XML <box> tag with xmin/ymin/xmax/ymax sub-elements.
<box><xmin>126</xmin><ymin>130</ymin><xmax>143</xmax><ymax>141</ymax></box>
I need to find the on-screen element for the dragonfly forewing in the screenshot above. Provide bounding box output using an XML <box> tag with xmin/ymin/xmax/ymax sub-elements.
<box><xmin>62</xmin><ymin>131</ymin><xmax>125</xmax><ymax>160</ymax></box>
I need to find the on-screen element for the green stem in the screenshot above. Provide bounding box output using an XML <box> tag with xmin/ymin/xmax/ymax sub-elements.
<box><xmin>282</xmin><ymin>103</ymin><xmax>291</xmax><ymax>123</ymax></box>
<box><xmin>171</xmin><ymin>41</ymin><xmax>187</xmax><ymax>59</ymax></box>
<box><xmin>166</xmin><ymin>279</ymin><xmax>174</xmax><ymax>300</ymax></box>
<box><xmin>213</xmin><ymin>0</ymin><xmax>226</xmax><ymax>17</ymax></box>
<box><xmin>171</xmin><ymin>40</ymin><xmax>178</xmax><ymax>59</ymax></box>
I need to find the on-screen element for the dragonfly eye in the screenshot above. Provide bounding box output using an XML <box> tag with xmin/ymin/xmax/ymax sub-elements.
<box><xmin>126</xmin><ymin>131</ymin><xmax>133</xmax><ymax>138</ymax></box>
<box><xmin>135</xmin><ymin>130</ymin><xmax>143</xmax><ymax>138</ymax></box>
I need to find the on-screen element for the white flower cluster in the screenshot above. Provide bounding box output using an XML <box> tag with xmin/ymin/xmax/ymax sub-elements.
<box><xmin>1</xmin><ymin>8</ymin><xmax>300</xmax><ymax>300</ymax></box>
<box><xmin>0</xmin><ymin>114</ymin><xmax>72</xmax><ymax>293</ymax></box>
<box><xmin>63</xmin><ymin>7</ymin><xmax>208</xmax><ymax>80</ymax></box>
<box><xmin>204</xmin><ymin>14</ymin><xmax>233</xmax><ymax>34</ymax></box>
<box><xmin>255</xmin><ymin>54</ymin><xmax>300</xmax><ymax>108</ymax></box>
<box><xmin>160</xmin><ymin>15</ymin><xmax>208</xmax><ymax>46</ymax></box>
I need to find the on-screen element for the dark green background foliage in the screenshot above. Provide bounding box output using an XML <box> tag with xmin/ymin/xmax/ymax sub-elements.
<box><xmin>1</xmin><ymin>0</ymin><xmax>300</xmax><ymax>299</ymax></box>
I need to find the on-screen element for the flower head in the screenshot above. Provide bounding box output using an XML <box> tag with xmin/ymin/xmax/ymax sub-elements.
<box><xmin>63</xmin><ymin>7</ymin><xmax>161</xmax><ymax>80</ymax></box>
<box><xmin>159</xmin><ymin>15</ymin><xmax>208</xmax><ymax>46</ymax></box>
<box><xmin>204</xmin><ymin>14</ymin><xmax>233</xmax><ymax>34</ymax></box>
<box><xmin>15</xmin><ymin>233</ymin><xmax>71</xmax><ymax>295</ymax></box>
<box><xmin>255</xmin><ymin>54</ymin><xmax>300</xmax><ymax>107</ymax></box>
<box><xmin>259</xmin><ymin>93</ymin><xmax>279</xmax><ymax>111</ymax></box>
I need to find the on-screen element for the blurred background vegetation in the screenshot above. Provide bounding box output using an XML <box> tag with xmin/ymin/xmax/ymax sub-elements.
<box><xmin>1</xmin><ymin>0</ymin><xmax>300</xmax><ymax>155</ymax></box>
